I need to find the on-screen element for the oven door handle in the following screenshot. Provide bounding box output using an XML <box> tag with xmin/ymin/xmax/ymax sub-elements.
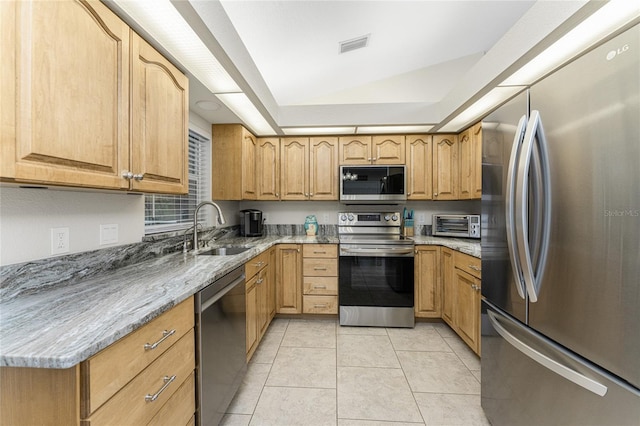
<box><xmin>340</xmin><ymin>247</ymin><xmax>414</xmax><ymax>256</ymax></box>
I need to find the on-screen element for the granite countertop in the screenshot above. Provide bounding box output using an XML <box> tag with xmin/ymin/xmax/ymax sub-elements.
<box><xmin>0</xmin><ymin>233</ymin><xmax>478</xmax><ymax>369</ymax></box>
<box><xmin>411</xmin><ymin>236</ymin><xmax>481</xmax><ymax>258</ymax></box>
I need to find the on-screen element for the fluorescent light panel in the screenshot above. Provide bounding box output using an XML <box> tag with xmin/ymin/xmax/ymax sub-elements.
<box><xmin>282</xmin><ymin>127</ymin><xmax>356</xmax><ymax>135</ymax></box>
<box><xmin>216</xmin><ymin>93</ymin><xmax>275</xmax><ymax>136</ymax></box>
<box><xmin>356</xmin><ymin>125</ymin><xmax>434</xmax><ymax>134</ymax></box>
<box><xmin>502</xmin><ymin>0</ymin><xmax>640</xmax><ymax>86</ymax></box>
<box><xmin>112</xmin><ymin>0</ymin><xmax>240</xmax><ymax>93</ymax></box>
<box><xmin>439</xmin><ymin>86</ymin><xmax>525</xmax><ymax>133</ymax></box>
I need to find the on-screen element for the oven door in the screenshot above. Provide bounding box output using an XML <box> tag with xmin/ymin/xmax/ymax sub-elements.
<box><xmin>338</xmin><ymin>244</ymin><xmax>414</xmax><ymax>309</ymax></box>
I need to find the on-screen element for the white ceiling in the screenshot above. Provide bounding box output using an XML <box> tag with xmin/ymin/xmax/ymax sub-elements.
<box><xmin>181</xmin><ymin>0</ymin><xmax>597</xmax><ymax>134</ymax></box>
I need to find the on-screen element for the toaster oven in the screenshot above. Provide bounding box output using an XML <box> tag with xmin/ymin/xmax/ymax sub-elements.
<box><xmin>433</xmin><ymin>214</ymin><xmax>481</xmax><ymax>239</ymax></box>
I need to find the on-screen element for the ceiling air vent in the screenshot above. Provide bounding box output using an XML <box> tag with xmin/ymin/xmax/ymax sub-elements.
<box><xmin>339</xmin><ymin>34</ymin><xmax>370</xmax><ymax>54</ymax></box>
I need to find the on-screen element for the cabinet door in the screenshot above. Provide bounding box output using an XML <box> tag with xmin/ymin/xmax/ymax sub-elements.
<box><xmin>414</xmin><ymin>246</ymin><xmax>441</xmax><ymax>317</ymax></box>
<box><xmin>276</xmin><ymin>244</ymin><xmax>302</xmax><ymax>314</ymax></box>
<box><xmin>280</xmin><ymin>138</ymin><xmax>309</xmax><ymax>200</ymax></box>
<box><xmin>472</xmin><ymin>123</ymin><xmax>483</xmax><ymax>199</ymax></box>
<box><xmin>241</xmin><ymin>129</ymin><xmax>257</xmax><ymax>200</ymax></box>
<box><xmin>257</xmin><ymin>270</ymin><xmax>269</xmax><ymax>339</ymax></box>
<box><xmin>257</xmin><ymin>138</ymin><xmax>280</xmax><ymax>200</ymax></box>
<box><xmin>455</xmin><ymin>269</ymin><xmax>481</xmax><ymax>355</ymax></box>
<box><xmin>441</xmin><ymin>247</ymin><xmax>456</xmax><ymax>327</ymax></box>
<box><xmin>339</xmin><ymin>136</ymin><xmax>372</xmax><ymax>164</ymax></box>
<box><xmin>433</xmin><ymin>134</ymin><xmax>459</xmax><ymax>200</ymax></box>
<box><xmin>131</xmin><ymin>32</ymin><xmax>189</xmax><ymax>194</ymax></box>
<box><xmin>406</xmin><ymin>135</ymin><xmax>433</xmax><ymax>200</ymax></box>
<box><xmin>245</xmin><ymin>275</ymin><xmax>258</xmax><ymax>358</ymax></box>
<box><xmin>309</xmin><ymin>137</ymin><xmax>338</xmax><ymax>200</ymax></box>
<box><xmin>268</xmin><ymin>248</ymin><xmax>277</xmax><ymax>320</ymax></box>
<box><xmin>2</xmin><ymin>0</ymin><xmax>130</xmax><ymax>189</ymax></box>
<box><xmin>372</xmin><ymin>135</ymin><xmax>405</xmax><ymax>164</ymax></box>
<box><xmin>458</xmin><ymin>128</ymin><xmax>473</xmax><ymax>200</ymax></box>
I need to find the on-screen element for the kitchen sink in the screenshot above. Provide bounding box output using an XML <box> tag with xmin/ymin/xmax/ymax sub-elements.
<box><xmin>198</xmin><ymin>246</ymin><xmax>250</xmax><ymax>256</ymax></box>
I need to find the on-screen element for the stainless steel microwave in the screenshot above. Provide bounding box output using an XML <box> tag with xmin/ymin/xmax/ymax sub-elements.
<box><xmin>433</xmin><ymin>214</ymin><xmax>481</xmax><ymax>238</ymax></box>
<box><xmin>339</xmin><ymin>165</ymin><xmax>406</xmax><ymax>203</ymax></box>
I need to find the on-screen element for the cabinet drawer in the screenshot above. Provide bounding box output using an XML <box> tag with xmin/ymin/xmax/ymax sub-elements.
<box><xmin>303</xmin><ymin>244</ymin><xmax>337</xmax><ymax>258</ymax></box>
<box><xmin>303</xmin><ymin>258</ymin><xmax>338</xmax><ymax>277</ymax></box>
<box><xmin>147</xmin><ymin>371</ymin><xmax>195</xmax><ymax>426</ymax></box>
<box><xmin>82</xmin><ymin>297</ymin><xmax>194</xmax><ymax>415</ymax></box>
<box><xmin>454</xmin><ymin>252</ymin><xmax>481</xmax><ymax>279</ymax></box>
<box><xmin>245</xmin><ymin>250</ymin><xmax>269</xmax><ymax>280</ymax></box>
<box><xmin>303</xmin><ymin>276</ymin><xmax>338</xmax><ymax>295</ymax></box>
<box><xmin>303</xmin><ymin>295</ymin><xmax>338</xmax><ymax>314</ymax></box>
<box><xmin>84</xmin><ymin>329</ymin><xmax>195</xmax><ymax>426</ymax></box>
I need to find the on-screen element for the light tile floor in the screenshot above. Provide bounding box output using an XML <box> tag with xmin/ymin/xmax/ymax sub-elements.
<box><xmin>221</xmin><ymin>318</ymin><xmax>490</xmax><ymax>426</ymax></box>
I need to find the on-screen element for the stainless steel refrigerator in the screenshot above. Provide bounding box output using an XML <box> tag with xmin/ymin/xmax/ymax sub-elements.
<box><xmin>481</xmin><ymin>22</ymin><xmax>640</xmax><ymax>425</ymax></box>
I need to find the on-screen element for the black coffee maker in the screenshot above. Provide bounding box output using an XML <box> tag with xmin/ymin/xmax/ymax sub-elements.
<box><xmin>239</xmin><ymin>209</ymin><xmax>263</xmax><ymax>237</ymax></box>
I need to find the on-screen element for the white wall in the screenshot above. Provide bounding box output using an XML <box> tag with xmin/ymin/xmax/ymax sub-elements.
<box><xmin>0</xmin><ymin>186</ymin><xmax>145</xmax><ymax>266</ymax></box>
<box><xmin>239</xmin><ymin>199</ymin><xmax>481</xmax><ymax>227</ymax></box>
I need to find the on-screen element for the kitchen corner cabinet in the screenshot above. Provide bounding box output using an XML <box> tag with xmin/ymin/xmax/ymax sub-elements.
<box><xmin>458</xmin><ymin>123</ymin><xmax>482</xmax><ymax>200</ymax></box>
<box><xmin>414</xmin><ymin>246</ymin><xmax>441</xmax><ymax>318</ymax></box>
<box><xmin>440</xmin><ymin>247</ymin><xmax>456</xmax><ymax>326</ymax></box>
<box><xmin>0</xmin><ymin>297</ymin><xmax>196</xmax><ymax>426</ymax></box>
<box><xmin>212</xmin><ymin>124</ymin><xmax>257</xmax><ymax>200</ymax></box>
<box><xmin>276</xmin><ymin>244</ymin><xmax>302</xmax><ymax>314</ymax></box>
<box><xmin>0</xmin><ymin>1</ymin><xmax>188</xmax><ymax>194</ymax></box>
<box><xmin>280</xmin><ymin>137</ymin><xmax>338</xmax><ymax>201</ymax></box>
<box><xmin>339</xmin><ymin>135</ymin><xmax>405</xmax><ymax>165</ymax></box>
<box><xmin>406</xmin><ymin>135</ymin><xmax>433</xmax><ymax>200</ymax></box>
<box><xmin>245</xmin><ymin>249</ymin><xmax>272</xmax><ymax>360</ymax></box>
<box><xmin>257</xmin><ymin>137</ymin><xmax>280</xmax><ymax>200</ymax></box>
<box><xmin>448</xmin><ymin>251</ymin><xmax>482</xmax><ymax>355</ymax></box>
<box><xmin>433</xmin><ymin>134</ymin><xmax>459</xmax><ymax>200</ymax></box>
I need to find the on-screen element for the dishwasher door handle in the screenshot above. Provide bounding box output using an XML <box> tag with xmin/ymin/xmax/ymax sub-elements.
<box><xmin>201</xmin><ymin>274</ymin><xmax>245</xmax><ymax>311</ymax></box>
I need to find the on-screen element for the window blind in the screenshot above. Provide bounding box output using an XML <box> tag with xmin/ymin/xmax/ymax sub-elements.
<box><xmin>144</xmin><ymin>129</ymin><xmax>211</xmax><ymax>234</ymax></box>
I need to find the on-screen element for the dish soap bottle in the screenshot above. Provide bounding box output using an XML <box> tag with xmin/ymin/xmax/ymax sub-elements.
<box><xmin>304</xmin><ymin>215</ymin><xmax>318</xmax><ymax>236</ymax></box>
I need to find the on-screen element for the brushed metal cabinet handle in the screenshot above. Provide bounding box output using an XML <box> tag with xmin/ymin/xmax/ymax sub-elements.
<box><xmin>144</xmin><ymin>329</ymin><xmax>176</xmax><ymax>351</ymax></box>
<box><xmin>145</xmin><ymin>375</ymin><xmax>177</xmax><ymax>402</ymax></box>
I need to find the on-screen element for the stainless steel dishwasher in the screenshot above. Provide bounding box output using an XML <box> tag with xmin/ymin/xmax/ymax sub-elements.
<box><xmin>195</xmin><ymin>266</ymin><xmax>246</xmax><ymax>426</ymax></box>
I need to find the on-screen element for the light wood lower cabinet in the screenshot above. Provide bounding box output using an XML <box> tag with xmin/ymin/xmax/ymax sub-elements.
<box><xmin>276</xmin><ymin>244</ymin><xmax>302</xmax><ymax>314</ymax></box>
<box><xmin>0</xmin><ymin>297</ymin><xmax>196</xmax><ymax>426</ymax></box>
<box><xmin>245</xmin><ymin>249</ymin><xmax>273</xmax><ymax>361</ymax></box>
<box><xmin>414</xmin><ymin>246</ymin><xmax>441</xmax><ymax>318</ymax></box>
<box><xmin>441</xmin><ymin>247</ymin><xmax>456</xmax><ymax>326</ymax></box>
<box><xmin>302</xmin><ymin>244</ymin><xmax>338</xmax><ymax>314</ymax></box>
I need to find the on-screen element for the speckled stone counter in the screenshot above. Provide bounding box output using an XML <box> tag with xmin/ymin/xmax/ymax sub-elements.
<box><xmin>0</xmin><ymin>234</ymin><xmax>337</xmax><ymax>369</ymax></box>
<box><xmin>411</xmin><ymin>236</ymin><xmax>481</xmax><ymax>258</ymax></box>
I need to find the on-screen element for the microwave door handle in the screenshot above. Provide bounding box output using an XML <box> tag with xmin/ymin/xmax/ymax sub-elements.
<box><xmin>505</xmin><ymin>115</ymin><xmax>528</xmax><ymax>300</ymax></box>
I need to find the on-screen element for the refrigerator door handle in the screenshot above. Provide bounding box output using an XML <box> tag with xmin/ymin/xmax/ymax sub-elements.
<box><xmin>516</xmin><ymin>110</ymin><xmax>552</xmax><ymax>302</ymax></box>
<box><xmin>488</xmin><ymin>310</ymin><xmax>608</xmax><ymax>397</ymax></box>
<box><xmin>505</xmin><ymin>115</ymin><xmax>528</xmax><ymax>300</ymax></box>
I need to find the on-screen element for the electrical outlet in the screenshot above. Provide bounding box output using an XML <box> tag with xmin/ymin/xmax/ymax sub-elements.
<box><xmin>100</xmin><ymin>224</ymin><xmax>119</xmax><ymax>245</ymax></box>
<box><xmin>322</xmin><ymin>213</ymin><xmax>329</xmax><ymax>223</ymax></box>
<box><xmin>418</xmin><ymin>213</ymin><xmax>426</xmax><ymax>224</ymax></box>
<box><xmin>51</xmin><ymin>227</ymin><xmax>69</xmax><ymax>255</ymax></box>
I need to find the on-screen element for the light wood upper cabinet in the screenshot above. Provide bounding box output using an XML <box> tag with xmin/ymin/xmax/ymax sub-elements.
<box><xmin>458</xmin><ymin>128</ymin><xmax>474</xmax><ymax>199</ymax></box>
<box><xmin>1</xmin><ymin>0</ymin><xmax>130</xmax><ymax>190</ymax></box>
<box><xmin>130</xmin><ymin>33</ymin><xmax>189</xmax><ymax>194</ymax></box>
<box><xmin>339</xmin><ymin>136</ymin><xmax>372</xmax><ymax>164</ymax></box>
<box><xmin>372</xmin><ymin>135</ymin><xmax>405</xmax><ymax>164</ymax></box>
<box><xmin>414</xmin><ymin>246</ymin><xmax>441</xmax><ymax>318</ymax></box>
<box><xmin>257</xmin><ymin>138</ymin><xmax>280</xmax><ymax>200</ymax></box>
<box><xmin>310</xmin><ymin>137</ymin><xmax>338</xmax><ymax>200</ymax></box>
<box><xmin>0</xmin><ymin>1</ymin><xmax>188</xmax><ymax>194</ymax></box>
<box><xmin>280</xmin><ymin>137</ymin><xmax>309</xmax><ymax>200</ymax></box>
<box><xmin>406</xmin><ymin>135</ymin><xmax>433</xmax><ymax>200</ymax></box>
<box><xmin>339</xmin><ymin>135</ymin><xmax>405</xmax><ymax>164</ymax></box>
<box><xmin>212</xmin><ymin>124</ymin><xmax>257</xmax><ymax>200</ymax></box>
<box><xmin>433</xmin><ymin>134</ymin><xmax>459</xmax><ymax>200</ymax></box>
<box><xmin>472</xmin><ymin>123</ymin><xmax>483</xmax><ymax>199</ymax></box>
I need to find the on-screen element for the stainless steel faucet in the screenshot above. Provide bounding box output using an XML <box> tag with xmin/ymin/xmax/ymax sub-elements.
<box><xmin>193</xmin><ymin>201</ymin><xmax>226</xmax><ymax>251</ymax></box>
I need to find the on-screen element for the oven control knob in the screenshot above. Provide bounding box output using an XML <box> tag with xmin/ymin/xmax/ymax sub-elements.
<box><xmin>340</xmin><ymin>214</ymin><xmax>347</xmax><ymax>222</ymax></box>
<box><xmin>384</xmin><ymin>215</ymin><xmax>391</xmax><ymax>221</ymax></box>
<box><xmin>392</xmin><ymin>214</ymin><xmax>399</xmax><ymax>221</ymax></box>
<box><xmin>347</xmin><ymin>214</ymin><xmax>355</xmax><ymax>221</ymax></box>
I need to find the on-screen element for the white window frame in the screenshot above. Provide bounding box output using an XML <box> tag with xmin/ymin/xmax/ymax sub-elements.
<box><xmin>144</xmin><ymin>128</ymin><xmax>211</xmax><ymax>234</ymax></box>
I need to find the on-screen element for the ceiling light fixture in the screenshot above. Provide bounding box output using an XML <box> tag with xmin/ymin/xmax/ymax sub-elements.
<box><xmin>216</xmin><ymin>93</ymin><xmax>275</xmax><ymax>136</ymax></box>
<box><xmin>356</xmin><ymin>125</ymin><xmax>434</xmax><ymax>134</ymax></box>
<box><xmin>339</xmin><ymin>34</ymin><xmax>370</xmax><ymax>54</ymax></box>
<box><xmin>282</xmin><ymin>127</ymin><xmax>357</xmax><ymax>135</ymax></box>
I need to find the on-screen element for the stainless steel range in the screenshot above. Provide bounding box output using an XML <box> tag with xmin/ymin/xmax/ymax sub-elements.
<box><xmin>338</xmin><ymin>212</ymin><xmax>415</xmax><ymax>328</ymax></box>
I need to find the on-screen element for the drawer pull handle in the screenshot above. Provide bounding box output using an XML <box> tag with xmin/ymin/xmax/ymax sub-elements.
<box><xmin>254</xmin><ymin>261</ymin><xmax>265</xmax><ymax>267</ymax></box>
<box><xmin>314</xmin><ymin>304</ymin><xmax>328</xmax><ymax>308</ymax></box>
<box><xmin>469</xmin><ymin>265</ymin><xmax>481</xmax><ymax>271</ymax></box>
<box><xmin>145</xmin><ymin>375</ymin><xmax>176</xmax><ymax>402</ymax></box>
<box><xmin>313</xmin><ymin>285</ymin><xmax>327</xmax><ymax>289</ymax></box>
<box><xmin>313</xmin><ymin>267</ymin><xmax>327</xmax><ymax>271</ymax></box>
<box><xmin>144</xmin><ymin>329</ymin><xmax>176</xmax><ymax>350</ymax></box>
<box><xmin>313</xmin><ymin>251</ymin><xmax>326</xmax><ymax>254</ymax></box>
<box><xmin>257</xmin><ymin>278</ymin><xmax>264</xmax><ymax>284</ymax></box>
